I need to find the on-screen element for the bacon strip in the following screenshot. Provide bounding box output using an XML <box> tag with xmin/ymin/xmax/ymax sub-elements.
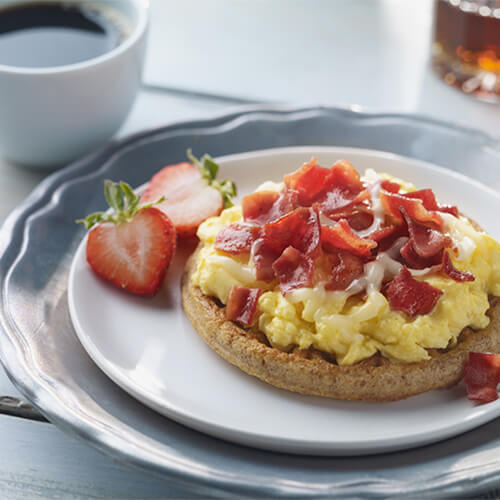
<box><xmin>405</xmin><ymin>189</ymin><xmax>458</xmax><ymax>217</ymax></box>
<box><xmin>385</xmin><ymin>267</ymin><xmax>443</xmax><ymax>318</ymax></box>
<box><xmin>242</xmin><ymin>190</ymin><xmax>298</xmax><ymax>225</ymax></box>
<box><xmin>272</xmin><ymin>246</ymin><xmax>314</xmax><ymax>294</ymax></box>
<box><xmin>400</xmin><ymin>240</ymin><xmax>443</xmax><ymax>270</ymax></box>
<box><xmin>442</xmin><ymin>251</ymin><xmax>475</xmax><ymax>282</ymax></box>
<box><xmin>226</xmin><ymin>285</ymin><xmax>262</xmax><ymax>326</ymax></box>
<box><xmin>261</xmin><ymin>207</ymin><xmax>321</xmax><ymax>257</ymax></box>
<box><xmin>215</xmin><ymin>223</ymin><xmax>256</xmax><ymax>254</ymax></box>
<box><xmin>324</xmin><ymin>251</ymin><xmax>365</xmax><ymax>291</ymax></box>
<box><xmin>464</xmin><ymin>352</ymin><xmax>500</xmax><ymax>404</ymax></box>
<box><xmin>283</xmin><ymin>158</ymin><xmax>331</xmax><ymax>206</ymax></box>
<box><xmin>380</xmin><ymin>180</ymin><xmax>401</xmax><ymax>193</ymax></box>
<box><xmin>321</xmin><ymin>219</ymin><xmax>377</xmax><ymax>257</ymax></box>
<box><xmin>284</xmin><ymin>158</ymin><xmax>368</xmax><ymax>214</ymax></box>
<box><xmin>252</xmin><ymin>207</ymin><xmax>321</xmax><ymax>282</ymax></box>
<box><xmin>402</xmin><ymin>208</ymin><xmax>451</xmax><ymax>258</ymax></box>
<box><xmin>380</xmin><ymin>191</ymin><xmax>444</xmax><ymax>230</ymax></box>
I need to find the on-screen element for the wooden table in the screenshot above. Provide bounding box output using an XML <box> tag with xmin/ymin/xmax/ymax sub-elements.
<box><xmin>1</xmin><ymin>1</ymin><xmax>499</xmax><ymax>497</ymax></box>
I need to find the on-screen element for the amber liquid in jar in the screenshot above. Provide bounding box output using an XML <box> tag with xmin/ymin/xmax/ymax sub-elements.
<box><xmin>433</xmin><ymin>0</ymin><xmax>500</xmax><ymax>101</ymax></box>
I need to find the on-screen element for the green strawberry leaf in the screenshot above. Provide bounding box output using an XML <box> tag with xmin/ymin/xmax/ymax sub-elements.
<box><xmin>187</xmin><ymin>149</ymin><xmax>237</xmax><ymax>208</ymax></box>
<box><xmin>76</xmin><ymin>181</ymin><xmax>164</xmax><ymax>229</ymax></box>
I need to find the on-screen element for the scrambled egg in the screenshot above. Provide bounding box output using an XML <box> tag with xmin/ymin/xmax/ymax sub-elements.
<box><xmin>191</xmin><ymin>180</ymin><xmax>500</xmax><ymax>366</ymax></box>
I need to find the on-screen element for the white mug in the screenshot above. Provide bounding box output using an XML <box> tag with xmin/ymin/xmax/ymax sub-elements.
<box><xmin>0</xmin><ymin>0</ymin><xmax>149</xmax><ymax>169</ymax></box>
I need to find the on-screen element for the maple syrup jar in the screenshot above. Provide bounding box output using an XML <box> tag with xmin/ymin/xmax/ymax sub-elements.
<box><xmin>432</xmin><ymin>0</ymin><xmax>500</xmax><ymax>101</ymax></box>
<box><xmin>0</xmin><ymin>0</ymin><xmax>148</xmax><ymax>168</ymax></box>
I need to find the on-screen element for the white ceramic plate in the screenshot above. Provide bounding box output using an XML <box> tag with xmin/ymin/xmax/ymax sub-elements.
<box><xmin>68</xmin><ymin>146</ymin><xmax>500</xmax><ymax>456</ymax></box>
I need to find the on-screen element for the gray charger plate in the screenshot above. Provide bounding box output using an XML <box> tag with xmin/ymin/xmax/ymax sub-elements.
<box><xmin>1</xmin><ymin>105</ymin><xmax>500</xmax><ymax>499</ymax></box>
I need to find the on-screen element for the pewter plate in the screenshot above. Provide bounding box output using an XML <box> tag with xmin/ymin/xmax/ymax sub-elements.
<box><xmin>2</xmin><ymin>106</ymin><xmax>500</xmax><ymax>498</ymax></box>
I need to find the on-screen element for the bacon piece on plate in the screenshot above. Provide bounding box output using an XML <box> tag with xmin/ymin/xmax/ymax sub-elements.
<box><xmin>321</xmin><ymin>219</ymin><xmax>377</xmax><ymax>257</ymax></box>
<box><xmin>325</xmin><ymin>208</ymin><xmax>374</xmax><ymax>231</ymax></box>
<box><xmin>380</xmin><ymin>180</ymin><xmax>401</xmax><ymax>193</ymax></box>
<box><xmin>283</xmin><ymin>158</ymin><xmax>331</xmax><ymax>206</ymax></box>
<box><xmin>242</xmin><ymin>190</ymin><xmax>298</xmax><ymax>225</ymax></box>
<box><xmin>442</xmin><ymin>251</ymin><xmax>475</xmax><ymax>282</ymax></box>
<box><xmin>369</xmin><ymin>225</ymin><xmax>397</xmax><ymax>243</ymax></box>
<box><xmin>380</xmin><ymin>191</ymin><xmax>444</xmax><ymax>230</ymax></box>
<box><xmin>317</xmin><ymin>188</ymin><xmax>370</xmax><ymax>217</ymax></box>
<box><xmin>252</xmin><ymin>207</ymin><xmax>321</xmax><ymax>282</ymax></box>
<box><xmin>261</xmin><ymin>207</ymin><xmax>321</xmax><ymax>257</ymax></box>
<box><xmin>251</xmin><ymin>237</ymin><xmax>278</xmax><ymax>282</ymax></box>
<box><xmin>400</xmin><ymin>239</ymin><xmax>443</xmax><ymax>270</ymax></box>
<box><xmin>325</xmin><ymin>251</ymin><xmax>365</xmax><ymax>291</ymax></box>
<box><xmin>284</xmin><ymin>158</ymin><xmax>369</xmax><ymax>213</ymax></box>
<box><xmin>215</xmin><ymin>223</ymin><xmax>256</xmax><ymax>255</ymax></box>
<box><xmin>464</xmin><ymin>352</ymin><xmax>500</xmax><ymax>404</ymax></box>
<box><xmin>226</xmin><ymin>285</ymin><xmax>262</xmax><ymax>326</ymax></box>
<box><xmin>385</xmin><ymin>267</ymin><xmax>443</xmax><ymax>318</ymax></box>
<box><xmin>272</xmin><ymin>246</ymin><xmax>314</xmax><ymax>294</ymax></box>
<box><xmin>405</xmin><ymin>189</ymin><xmax>458</xmax><ymax>217</ymax></box>
<box><xmin>402</xmin><ymin>208</ymin><xmax>451</xmax><ymax>258</ymax></box>
<box><xmin>345</xmin><ymin>211</ymin><xmax>374</xmax><ymax>231</ymax></box>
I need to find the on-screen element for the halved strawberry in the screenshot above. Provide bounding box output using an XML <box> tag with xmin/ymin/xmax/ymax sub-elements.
<box><xmin>140</xmin><ymin>151</ymin><xmax>236</xmax><ymax>238</ymax></box>
<box><xmin>77</xmin><ymin>181</ymin><xmax>176</xmax><ymax>296</ymax></box>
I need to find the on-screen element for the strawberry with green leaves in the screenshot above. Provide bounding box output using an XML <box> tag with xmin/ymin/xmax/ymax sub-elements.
<box><xmin>140</xmin><ymin>150</ymin><xmax>236</xmax><ymax>238</ymax></box>
<box><xmin>77</xmin><ymin>181</ymin><xmax>176</xmax><ymax>296</ymax></box>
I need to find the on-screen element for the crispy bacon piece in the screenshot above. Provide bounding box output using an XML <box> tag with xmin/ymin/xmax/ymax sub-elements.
<box><xmin>261</xmin><ymin>207</ymin><xmax>321</xmax><ymax>257</ymax></box>
<box><xmin>317</xmin><ymin>188</ymin><xmax>370</xmax><ymax>217</ymax></box>
<box><xmin>324</xmin><ymin>251</ymin><xmax>365</xmax><ymax>291</ymax></box>
<box><xmin>226</xmin><ymin>285</ymin><xmax>262</xmax><ymax>326</ymax></box>
<box><xmin>330</xmin><ymin>159</ymin><xmax>364</xmax><ymax>192</ymax></box>
<box><xmin>251</xmin><ymin>237</ymin><xmax>278</xmax><ymax>282</ymax></box>
<box><xmin>242</xmin><ymin>190</ymin><xmax>298</xmax><ymax>225</ymax></box>
<box><xmin>380</xmin><ymin>191</ymin><xmax>444</xmax><ymax>230</ymax></box>
<box><xmin>380</xmin><ymin>180</ymin><xmax>401</xmax><ymax>193</ymax></box>
<box><xmin>385</xmin><ymin>267</ymin><xmax>443</xmax><ymax>318</ymax></box>
<box><xmin>252</xmin><ymin>207</ymin><xmax>321</xmax><ymax>282</ymax></box>
<box><xmin>284</xmin><ymin>158</ymin><xmax>368</xmax><ymax>214</ymax></box>
<box><xmin>370</xmin><ymin>225</ymin><xmax>397</xmax><ymax>242</ymax></box>
<box><xmin>402</xmin><ymin>208</ymin><xmax>451</xmax><ymax>258</ymax></box>
<box><xmin>272</xmin><ymin>246</ymin><xmax>314</xmax><ymax>294</ymax></box>
<box><xmin>442</xmin><ymin>251</ymin><xmax>475</xmax><ymax>282</ymax></box>
<box><xmin>405</xmin><ymin>189</ymin><xmax>458</xmax><ymax>217</ymax></box>
<box><xmin>464</xmin><ymin>352</ymin><xmax>500</xmax><ymax>404</ymax></box>
<box><xmin>400</xmin><ymin>240</ymin><xmax>443</xmax><ymax>270</ymax></box>
<box><xmin>321</xmin><ymin>219</ymin><xmax>377</xmax><ymax>257</ymax></box>
<box><xmin>215</xmin><ymin>223</ymin><xmax>256</xmax><ymax>254</ymax></box>
<box><xmin>283</xmin><ymin>158</ymin><xmax>331</xmax><ymax>206</ymax></box>
<box><xmin>345</xmin><ymin>211</ymin><xmax>374</xmax><ymax>231</ymax></box>
<box><xmin>325</xmin><ymin>208</ymin><xmax>374</xmax><ymax>231</ymax></box>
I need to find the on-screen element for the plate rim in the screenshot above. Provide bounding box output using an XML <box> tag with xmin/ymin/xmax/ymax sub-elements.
<box><xmin>2</xmin><ymin>105</ymin><xmax>500</xmax><ymax>497</ymax></box>
<box><xmin>68</xmin><ymin>144</ymin><xmax>500</xmax><ymax>456</ymax></box>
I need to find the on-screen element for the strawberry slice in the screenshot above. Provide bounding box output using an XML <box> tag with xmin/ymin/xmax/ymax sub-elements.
<box><xmin>140</xmin><ymin>151</ymin><xmax>236</xmax><ymax>238</ymax></box>
<box><xmin>77</xmin><ymin>181</ymin><xmax>176</xmax><ymax>296</ymax></box>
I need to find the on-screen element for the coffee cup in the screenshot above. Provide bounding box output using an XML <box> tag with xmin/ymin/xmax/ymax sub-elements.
<box><xmin>0</xmin><ymin>0</ymin><xmax>149</xmax><ymax>169</ymax></box>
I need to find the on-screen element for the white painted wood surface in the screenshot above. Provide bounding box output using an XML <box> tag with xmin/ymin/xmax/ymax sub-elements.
<box><xmin>1</xmin><ymin>0</ymin><xmax>500</xmax><ymax>497</ymax></box>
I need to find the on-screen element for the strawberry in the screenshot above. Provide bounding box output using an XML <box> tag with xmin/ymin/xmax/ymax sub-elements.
<box><xmin>140</xmin><ymin>150</ymin><xmax>236</xmax><ymax>238</ymax></box>
<box><xmin>77</xmin><ymin>181</ymin><xmax>176</xmax><ymax>296</ymax></box>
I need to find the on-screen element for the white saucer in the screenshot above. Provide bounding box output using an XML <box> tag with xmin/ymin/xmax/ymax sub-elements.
<box><xmin>68</xmin><ymin>146</ymin><xmax>500</xmax><ymax>456</ymax></box>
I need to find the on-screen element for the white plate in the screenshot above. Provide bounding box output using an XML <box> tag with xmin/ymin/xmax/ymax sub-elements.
<box><xmin>68</xmin><ymin>146</ymin><xmax>500</xmax><ymax>456</ymax></box>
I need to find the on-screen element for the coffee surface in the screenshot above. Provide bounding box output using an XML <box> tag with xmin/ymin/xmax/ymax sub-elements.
<box><xmin>0</xmin><ymin>2</ymin><xmax>127</xmax><ymax>68</ymax></box>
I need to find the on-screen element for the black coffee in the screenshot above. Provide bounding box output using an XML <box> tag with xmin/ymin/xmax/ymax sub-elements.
<box><xmin>0</xmin><ymin>2</ymin><xmax>130</xmax><ymax>68</ymax></box>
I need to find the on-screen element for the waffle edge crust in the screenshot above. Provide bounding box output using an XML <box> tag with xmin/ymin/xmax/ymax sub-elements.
<box><xmin>181</xmin><ymin>246</ymin><xmax>500</xmax><ymax>402</ymax></box>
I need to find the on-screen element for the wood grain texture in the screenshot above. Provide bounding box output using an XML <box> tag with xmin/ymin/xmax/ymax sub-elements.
<box><xmin>0</xmin><ymin>415</ymin><xmax>214</xmax><ymax>499</ymax></box>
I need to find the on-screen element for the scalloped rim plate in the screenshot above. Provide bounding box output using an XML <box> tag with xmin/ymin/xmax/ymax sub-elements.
<box><xmin>3</xmin><ymin>106</ymin><xmax>500</xmax><ymax>497</ymax></box>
